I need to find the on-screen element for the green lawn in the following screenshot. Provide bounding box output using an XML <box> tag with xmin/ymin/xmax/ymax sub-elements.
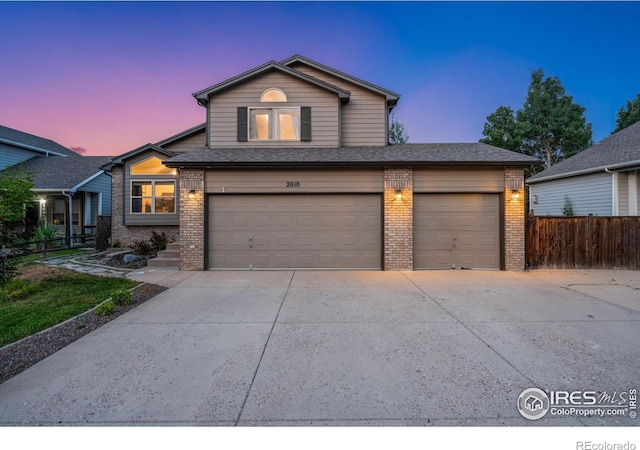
<box><xmin>0</xmin><ymin>268</ymin><xmax>138</xmax><ymax>347</ymax></box>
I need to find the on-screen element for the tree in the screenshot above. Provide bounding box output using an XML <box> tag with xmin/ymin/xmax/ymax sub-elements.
<box><xmin>388</xmin><ymin>114</ymin><xmax>409</xmax><ymax>144</ymax></box>
<box><xmin>479</xmin><ymin>106</ymin><xmax>521</xmax><ymax>152</ymax></box>
<box><xmin>0</xmin><ymin>168</ymin><xmax>35</xmax><ymax>244</ymax></box>
<box><xmin>480</xmin><ymin>69</ymin><xmax>593</xmax><ymax>170</ymax></box>
<box><xmin>613</xmin><ymin>93</ymin><xmax>640</xmax><ymax>133</ymax></box>
<box><xmin>517</xmin><ymin>69</ymin><xmax>592</xmax><ymax>168</ymax></box>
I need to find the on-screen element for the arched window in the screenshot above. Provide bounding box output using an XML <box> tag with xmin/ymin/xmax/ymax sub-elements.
<box><xmin>260</xmin><ymin>88</ymin><xmax>287</xmax><ymax>102</ymax></box>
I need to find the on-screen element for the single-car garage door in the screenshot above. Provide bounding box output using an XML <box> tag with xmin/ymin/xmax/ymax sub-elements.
<box><xmin>414</xmin><ymin>193</ymin><xmax>500</xmax><ymax>269</ymax></box>
<box><xmin>208</xmin><ymin>194</ymin><xmax>381</xmax><ymax>269</ymax></box>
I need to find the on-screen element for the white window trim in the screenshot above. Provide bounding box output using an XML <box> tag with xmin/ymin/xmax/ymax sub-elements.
<box><xmin>130</xmin><ymin>180</ymin><xmax>177</xmax><ymax>214</ymax></box>
<box><xmin>260</xmin><ymin>88</ymin><xmax>287</xmax><ymax>103</ymax></box>
<box><xmin>248</xmin><ymin>106</ymin><xmax>301</xmax><ymax>142</ymax></box>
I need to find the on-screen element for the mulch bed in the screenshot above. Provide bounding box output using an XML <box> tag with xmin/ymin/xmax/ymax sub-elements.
<box><xmin>0</xmin><ymin>283</ymin><xmax>167</xmax><ymax>385</ymax></box>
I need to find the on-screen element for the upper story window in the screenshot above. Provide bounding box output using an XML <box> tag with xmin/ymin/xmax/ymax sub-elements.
<box><xmin>250</xmin><ymin>107</ymin><xmax>300</xmax><ymax>141</ymax></box>
<box><xmin>261</xmin><ymin>88</ymin><xmax>287</xmax><ymax>102</ymax></box>
<box><xmin>131</xmin><ymin>156</ymin><xmax>175</xmax><ymax>175</ymax></box>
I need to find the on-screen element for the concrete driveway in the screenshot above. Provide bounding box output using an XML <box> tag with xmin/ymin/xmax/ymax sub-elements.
<box><xmin>0</xmin><ymin>269</ymin><xmax>639</xmax><ymax>426</ymax></box>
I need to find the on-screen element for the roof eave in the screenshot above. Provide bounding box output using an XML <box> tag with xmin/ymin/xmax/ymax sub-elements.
<box><xmin>108</xmin><ymin>144</ymin><xmax>177</xmax><ymax>166</ymax></box>
<box><xmin>527</xmin><ymin>158</ymin><xmax>640</xmax><ymax>183</ymax></box>
<box><xmin>192</xmin><ymin>61</ymin><xmax>351</xmax><ymax>103</ymax></box>
<box><xmin>0</xmin><ymin>137</ymin><xmax>72</xmax><ymax>157</ymax></box>
<box><xmin>280</xmin><ymin>54</ymin><xmax>401</xmax><ymax>102</ymax></box>
<box><xmin>164</xmin><ymin>160</ymin><xmax>539</xmax><ymax>169</ymax></box>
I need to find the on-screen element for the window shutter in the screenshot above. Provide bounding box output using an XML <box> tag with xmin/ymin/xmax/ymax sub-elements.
<box><xmin>237</xmin><ymin>107</ymin><xmax>248</xmax><ymax>142</ymax></box>
<box><xmin>301</xmin><ymin>107</ymin><xmax>311</xmax><ymax>142</ymax></box>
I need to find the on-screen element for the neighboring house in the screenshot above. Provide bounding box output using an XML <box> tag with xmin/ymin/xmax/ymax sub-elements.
<box><xmin>528</xmin><ymin>120</ymin><xmax>640</xmax><ymax>216</ymax></box>
<box><xmin>0</xmin><ymin>125</ymin><xmax>112</xmax><ymax>239</ymax></box>
<box><xmin>106</xmin><ymin>55</ymin><xmax>540</xmax><ymax>271</ymax></box>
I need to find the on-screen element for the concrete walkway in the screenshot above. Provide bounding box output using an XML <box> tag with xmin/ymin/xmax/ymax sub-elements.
<box><xmin>0</xmin><ymin>269</ymin><xmax>639</xmax><ymax>426</ymax></box>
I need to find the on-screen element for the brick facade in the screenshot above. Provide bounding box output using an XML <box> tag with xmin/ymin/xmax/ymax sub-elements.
<box><xmin>504</xmin><ymin>167</ymin><xmax>526</xmax><ymax>271</ymax></box>
<box><xmin>110</xmin><ymin>166</ymin><xmax>179</xmax><ymax>247</ymax></box>
<box><xmin>112</xmin><ymin>165</ymin><xmax>527</xmax><ymax>272</ymax></box>
<box><xmin>178</xmin><ymin>168</ymin><xmax>205</xmax><ymax>271</ymax></box>
<box><xmin>383</xmin><ymin>168</ymin><xmax>413</xmax><ymax>270</ymax></box>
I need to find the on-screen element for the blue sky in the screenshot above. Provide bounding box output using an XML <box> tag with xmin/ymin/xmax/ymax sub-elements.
<box><xmin>1</xmin><ymin>1</ymin><xmax>639</xmax><ymax>155</ymax></box>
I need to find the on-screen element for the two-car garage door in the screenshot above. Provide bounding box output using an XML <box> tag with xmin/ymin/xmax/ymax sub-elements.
<box><xmin>208</xmin><ymin>194</ymin><xmax>381</xmax><ymax>269</ymax></box>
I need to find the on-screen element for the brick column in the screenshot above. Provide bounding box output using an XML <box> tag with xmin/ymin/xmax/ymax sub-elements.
<box><xmin>179</xmin><ymin>168</ymin><xmax>205</xmax><ymax>271</ymax></box>
<box><xmin>110</xmin><ymin>166</ymin><xmax>126</xmax><ymax>245</ymax></box>
<box><xmin>384</xmin><ymin>168</ymin><xmax>413</xmax><ymax>270</ymax></box>
<box><xmin>504</xmin><ymin>168</ymin><xmax>525</xmax><ymax>271</ymax></box>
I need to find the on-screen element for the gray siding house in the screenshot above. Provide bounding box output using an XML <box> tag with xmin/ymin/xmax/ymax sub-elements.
<box><xmin>107</xmin><ymin>55</ymin><xmax>541</xmax><ymax>271</ymax></box>
<box><xmin>0</xmin><ymin>125</ymin><xmax>112</xmax><ymax>239</ymax></box>
<box><xmin>528</xmin><ymin>121</ymin><xmax>640</xmax><ymax>216</ymax></box>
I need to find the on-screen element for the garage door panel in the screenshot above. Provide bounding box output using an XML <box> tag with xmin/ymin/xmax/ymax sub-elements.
<box><xmin>415</xmin><ymin>194</ymin><xmax>500</xmax><ymax>270</ymax></box>
<box><xmin>209</xmin><ymin>194</ymin><xmax>381</xmax><ymax>269</ymax></box>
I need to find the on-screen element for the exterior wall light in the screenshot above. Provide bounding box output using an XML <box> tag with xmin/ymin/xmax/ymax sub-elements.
<box><xmin>395</xmin><ymin>190</ymin><xmax>403</xmax><ymax>201</ymax></box>
<box><xmin>512</xmin><ymin>190</ymin><xmax>521</xmax><ymax>199</ymax></box>
<box><xmin>188</xmin><ymin>190</ymin><xmax>196</xmax><ymax>199</ymax></box>
<box><xmin>39</xmin><ymin>197</ymin><xmax>46</xmax><ymax>205</ymax></box>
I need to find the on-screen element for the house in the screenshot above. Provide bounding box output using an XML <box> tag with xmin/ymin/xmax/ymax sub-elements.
<box><xmin>0</xmin><ymin>125</ymin><xmax>112</xmax><ymax>239</ymax></box>
<box><xmin>106</xmin><ymin>55</ymin><xmax>540</xmax><ymax>271</ymax></box>
<box><xmin>527</xmin><ymin>120</ymin><xmax>640</xmax><ymax>216</ymax></box>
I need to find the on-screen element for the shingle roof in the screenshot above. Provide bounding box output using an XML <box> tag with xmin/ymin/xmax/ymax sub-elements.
<box><xmin>10</xmin><ymin>156</ymin><xmax>112</xmax><ymax>191</ymax></box>
<box><xmin>0</xmin><ymin>125</ymin><xmax>78</xmax><ymax>157</ymax></box>
<box><xmin>528</xmin><ymin>121</ymin><xmax>640</xmax><ymax>183</ymax></box>
<box><xmin>164</xmin><ymin>143</ymin><xmax>541</xmax><ymax>168</ymax></box>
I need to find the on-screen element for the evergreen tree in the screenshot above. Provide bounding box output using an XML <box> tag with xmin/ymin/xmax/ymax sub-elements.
<box><xmin>480</xmin><ymin>69</ymin><xmax>593</xmax><ymax>169</ymax></box>
<box><xmin>613</xmin><ymin>93</ymin><xmax>640</xmax><ymax>133</ymax></box>
<box><xmin>388</xmin><ymin>114</ymin><xmax>409</xmax><ymax>144</ymax></box>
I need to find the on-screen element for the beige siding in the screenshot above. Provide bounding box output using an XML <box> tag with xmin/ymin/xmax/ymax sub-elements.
<box><xmin>123</xmin><ymin>150</ymin><xmax>179</xmax><ymax>226</ymax></box>
<box><xmin>208</xmin><ymin>71</ymin><xmax>339</xmax><ymax>148</ymax></box>
<box><xmin>290</xmin><ymin>64</ymin><xmax>388</xmax><ymax>146</ymax></box>
<box><xmin>162</xmin><ymin>129</ymin><xmax>206</xmax><ymax>153</ymax></box>
<box><xmin>206</xmin><ymin>169</ymin><xmax>383</xmax><ymax>193</ymax></box>
<box><xmin>413</xmin><ymin>168</ymin><xmax>504</xmax><ymax>193</ymax></box>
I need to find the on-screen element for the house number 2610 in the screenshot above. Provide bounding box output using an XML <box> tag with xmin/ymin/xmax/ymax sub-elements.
<box><xmin>286</xmin><ymin>181</ymin><xmax>301</xmax><ymax>188</ymax></box>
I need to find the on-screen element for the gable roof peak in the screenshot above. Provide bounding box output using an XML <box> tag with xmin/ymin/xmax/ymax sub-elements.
<box><xmin>192</xmin><ymin>59</ymin><xmax>350</xmax><ymax>105</ymax></box>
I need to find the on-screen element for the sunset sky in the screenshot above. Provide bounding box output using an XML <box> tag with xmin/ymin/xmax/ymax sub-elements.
<box><xmin>1</xmin><ymin>1</ymin><xmax>639</xmax><ymax>156</ymax></box>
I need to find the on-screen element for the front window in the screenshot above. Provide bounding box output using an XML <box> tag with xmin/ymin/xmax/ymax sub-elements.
<box><xmin>53</xmin><ymin>199</ymin><xmax>65</xmax><ymax>225</ymax></box>
<box><xmin>131</xmin><ymin>181</ymin><xmax>175</xmax><ymax>214</ymax></box>
<box><xmin>249</xmin><ymin>107</ymin><xmax>300</xmax><ymax>141</ymax></box>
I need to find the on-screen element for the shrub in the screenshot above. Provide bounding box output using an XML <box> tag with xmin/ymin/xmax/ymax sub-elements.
<box><xmin>150</xmin><ymin>231</ymin><xmax>168</xmax><ymax>252</ymax></box>
<box><xmin>129</xmin><ymin>240</ymin><xmax>153</xmax><ymax>256</ymax></box>
<box><xmin>112</xmin><ymin>240</ymin><xmax>122</xmax><ymax>248</ymax></box>
<box><xmin>95</xmin><ymin>300</ymin><xmax>115</xmax><ymax>316</ymax></box>
<box><xmin>562</xmin><ymin>195</ymin><xmax>574</xmax><ymax>216</ymax></box>
<box><xmin>32</xmin><ymin>223</ymin><xmax>60</xmax><ymax>250</ymax></box>
<box><xmin>111</xmin><ymin>287</ymin><xmax>132</xmax><ymax>306</ymax></box>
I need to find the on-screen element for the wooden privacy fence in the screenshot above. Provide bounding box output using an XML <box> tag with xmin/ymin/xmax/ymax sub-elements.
<box><xmin>526</xmin><ymin>215</ymin><xmax>640</xmax><ymax>269</ymax></box>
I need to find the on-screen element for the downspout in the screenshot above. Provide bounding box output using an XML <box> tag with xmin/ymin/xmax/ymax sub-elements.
<box><xmin>62</xmin><ymin>191</ymin><xmax>74</xmax><ymax>246</ymax></box>
<box><xmin>605</xmin><ymin>168</ymin><xmax>618</xmax><ymax>216</ymax></box>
